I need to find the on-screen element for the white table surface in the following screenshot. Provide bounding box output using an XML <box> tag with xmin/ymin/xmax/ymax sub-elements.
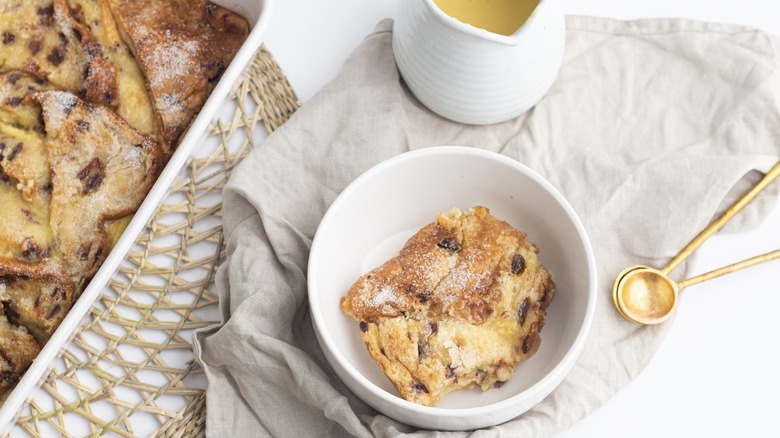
<box><xmin>263</xmin><ymin>1</ymin><xmax>780</xmax><ymax>436</ymax></box>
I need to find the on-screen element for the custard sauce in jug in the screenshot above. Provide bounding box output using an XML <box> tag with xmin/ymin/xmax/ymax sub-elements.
<box><xmin>393</xmin><ymin>0</ymin><xmax>565</xmax><ymax>124</ymax></box>
<box><xmin>432</xmin><ymin>0</ymin><xmax>540</xmax><ymax>36</ymax></box>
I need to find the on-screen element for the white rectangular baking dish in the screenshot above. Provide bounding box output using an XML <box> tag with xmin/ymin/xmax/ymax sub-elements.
<box><xmin>0</xmin><ymin>0</ymin><xmax>273</xmax><ymax>432</ymax></box>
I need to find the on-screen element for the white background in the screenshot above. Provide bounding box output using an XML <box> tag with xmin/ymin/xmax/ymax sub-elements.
<box><xmin>263</xmin><ymin>1</ymin><xmax>780</xmax><ymax>436</ymax></box>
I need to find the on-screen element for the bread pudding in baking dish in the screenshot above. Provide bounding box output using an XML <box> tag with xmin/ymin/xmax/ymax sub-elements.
<box><xmin>0</xmin><ymin>0</ymin><xmax>248</xmax><ymax>398</ymax></box>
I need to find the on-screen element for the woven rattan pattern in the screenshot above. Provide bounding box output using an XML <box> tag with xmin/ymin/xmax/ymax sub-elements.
<box><xmin>8</xmin><ymin>45</ymin><xmax>300</xmax><ymax>437</ymax></box>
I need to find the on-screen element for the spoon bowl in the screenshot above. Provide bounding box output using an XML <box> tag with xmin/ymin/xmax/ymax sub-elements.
<box><xmin>613</xmin><ymin>266</ymin><xmax>679</xmax><ymax>325</ymax></box>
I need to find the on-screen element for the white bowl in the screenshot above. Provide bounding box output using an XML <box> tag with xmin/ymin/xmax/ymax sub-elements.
<box><xmin>308</xmin><ymin>146</ymin><xmax>596</xmax><ymax>430</ymax></box>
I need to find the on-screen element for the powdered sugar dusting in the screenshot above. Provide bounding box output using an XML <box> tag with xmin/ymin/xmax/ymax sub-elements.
<box><xmin>147</xmin><ymin>39</ymin><xmax>199</xmax><ymax>89</ymax></box>
<box><xmin>37</xmin><ymin>90</ymin><xmax>78</xmax><ymax>130</ymax></box>
<box><xmin>436</xmin><ymin>252</ymin><xmax>485</xmax><ymax>312</ymax></box>
<box><xmin>366</xmin><ymin>285</ymin><xmax>406</xmax><ymax>314</ymax></box>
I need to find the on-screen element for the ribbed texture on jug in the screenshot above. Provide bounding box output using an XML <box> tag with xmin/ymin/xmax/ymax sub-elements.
<box><xmin>393</xmin><ymin>0</ymin><xmax>565</xmax><ymax>125</ymax></box>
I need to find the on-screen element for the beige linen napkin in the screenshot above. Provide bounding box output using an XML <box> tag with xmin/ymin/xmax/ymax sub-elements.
<box><xmin>193</xmin><ymin>16</ymin><xmax>780</xmax><ymax>437</ymax></box>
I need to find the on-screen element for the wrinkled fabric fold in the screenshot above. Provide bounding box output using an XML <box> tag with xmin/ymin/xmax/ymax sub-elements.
<box><xmin>194</xmin><ymin>16</ymin><xmax>780</xmax><ymax>437</ymax></box>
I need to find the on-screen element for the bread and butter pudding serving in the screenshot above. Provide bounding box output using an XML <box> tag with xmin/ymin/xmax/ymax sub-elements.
<box><xmin>0</xmin><ymin>0</ymin><xmax>249</xmax><ymax>398</ymax></box>
<box><xmin>341</xmin><ymin>206</ymin><xmax>555</xmax><ymax>406</ymax></box>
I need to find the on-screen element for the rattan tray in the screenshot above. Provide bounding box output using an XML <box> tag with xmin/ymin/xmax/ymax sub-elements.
<box><xmin>6</xmin><ymin>45</ymin><xmax>300</xmax><ymax>438</ymax></box>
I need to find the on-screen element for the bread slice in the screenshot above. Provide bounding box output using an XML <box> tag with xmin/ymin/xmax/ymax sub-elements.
<box><xmin>0</xmin><ymin>71</ymin><xmax>50</xmax><ymax>199</ymax></box>
<box><xmin>106</xmin><ymin>0</ymin><xmax>249</xmax><ymax>148</ymax></box>
<box><xmin>0</xmin><ymin>311</ymin><xmax>41</xmax><ymax>395</ymax></box>
<box><xmin>30</xmin><ymin>90</ymin><xmax>164</xmax><ymax>290</ymax></box>
<box><xmin>342</xmin><ymin>206</ymin><xmax>555</xmax><ymax>406</ymax></box>
<box><xmin>0</xmin><ymin>0</ymin><xmax>118</xmax><ymax>106</ymax></box>
<box><xmin>0</xmin><ymin>258</ymin><xmax>75</xmax><ymax>344</ymax></box>
<box><xmin>0</xmin><ymin>71</ymin><xmax>52</xmax><ymax>262</ymax></box>
<box><xmin>64</xmin><ymin>0</ymin><xmax>159</xmax><ymax>137</ymax></box>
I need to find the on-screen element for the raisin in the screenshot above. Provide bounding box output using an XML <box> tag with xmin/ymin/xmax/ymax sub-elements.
<box><xmin>77</xmin><ymin>158</ymin><xmax>105</xmax><ymax>194</ymax></box>
<box><xmin>76</xmin><ymin>243</ymin><xmax>90</xmax><ymax>260</ymax></box>
<box><xmin>522</xmin><ymin>333</ymin><xmax>537</xmax><ymax>354</ymax></box>
<box><xmin>46</xmin><ymin>303</ymin><xmax>62</xmax><ymax>319</ymax></box>
<box><xmin>50</xmin><ymin>286</ymin><xmax>65</xmax><ymax>300</ymax></box>
<box><xmin>62</xmin><ymin>97</ymin><xmax>77</xmax><ymax>115</ymax></box>
<box><xmin>413</xmin><ymin>383</ymin><xmax>429</xmax><ymax>394</ymax></box>
<box><xmin>37</xmin><ymin>5</ymin><xmax>54</xmax><ymax>17</ymax></box>
<box><xmin>539</xmin><ymin>281</ymin><xmax>552</xmax><ymax>308</ymax></box>
<box><xmin>28</xmin><ymin>40</ymin><xmax>43</xmax><ymax>56</ymax></box>
<box><xmin>417</xmin><ymin>341</ymin><xmax>429</xmax><ymax>360</ymax></box>
<box><xmin>47</xmin><ymin>48</ymin><xmax>64</xmax><ymax>66</ymax></box>
<box><xmin>0</xmin><ymin>349</ymin><xmax>13</xmax><ymax>368</ymax></box>
<box><xmin>76</xmin><ymin>121</ymin><xmax>90</xmax><ymax>132</ymax></box>
<box><xmin>93</xmin><ymin>245</ymin><xmax>104</xmax><ymax>263</ymax></box>
<box><xmin>0</xmin><ymin>371</ymin><xmax>20</xmax><ymax>385</ymax></box>
<box><xmin>494</xmin><ymin>381</ymin><xmax>506</xmax><ymax>388</ymax></box>
<box><xmin>84</xmin><ymin>43</ymin><xmax>103</xmax><ymax>58</ymax></box>
<box><xmin>2</xmin><ymin>303</ymin><xmax>20</xmax><ymax>320</ymax></box>
<box><xmin>437</xmin><ymin>237</ymin><xmax>461</xmax><ymax>253</ymax></box>
<box><xmin>511</xmin><ymin>254</ymin><xmax>526</xmax><ymax>275</ymax></box>
<box><xmin>6</xmin><ymin>143</ymin><xmax>22</xmax><ymax>161</ymax></box>
<box><xmin>207</xmin><ymin>60</ymin><xmax>225</xmax><ymax>83</ymax></box>
<box><xmin>0</xmin><ymin>372</ymin><xmax>20</xmax><ymax>385</ymax></box>
<box><xmin>517</xmin><ymin>298</ymin><xmax>529</xmax><ymax>326</ymax></box>
<box><xmin>359</xmin><ymin>321</ymin><xmax>368</xmax><ymax>333</ymax></box>
<box><xmin>22</xmin><ymin>237</ymin><xmax>47</xmax><ymax>261</ymax></box>
<box><xmin>416</xmin><ymin>291</ymin><xmax>431</xmax><ymax>303</ymax></box>
<box><xmin>37</xmin><ymin>5</ymin><xmax>54</xmax><ymax>26</ymax></box>
<box><xmin>446</xmin><ymin>365</ymin><xmax>456</xmax><ymax>379</ymax></box>
<box><xmin>428</xmin><ymin>322</ymin><xmax>438</xmax><ymax>334</ymax></box>
<box><xmin>4</xmin><ymin>97</ymin><xmax>22</xmax><ymax>106</ymax></box>
<box><xmin>1</xmin><ymin>32</ymin><xmax>15</xmax><ymax>45</ymax></box>
<box><xmin>8</xmin><ymin>73</ymin><xmax>20</xmax><ymax>85</ymax></box>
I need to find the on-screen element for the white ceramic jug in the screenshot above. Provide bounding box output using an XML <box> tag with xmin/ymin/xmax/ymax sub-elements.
<box><xmin>393</xmin><ymin>0</ymin><xmax>565</xmax><ymax>125</ymax></box>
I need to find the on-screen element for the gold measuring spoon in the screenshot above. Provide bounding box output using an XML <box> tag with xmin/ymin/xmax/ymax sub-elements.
<box><xmin>613</xmin><ymin>161</ymin><xmax>780</xmax><ymax>324</ymax></box>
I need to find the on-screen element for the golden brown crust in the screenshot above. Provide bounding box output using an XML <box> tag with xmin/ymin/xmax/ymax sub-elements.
<box><xmin>31</xmin><ymin>90</ymin><xmax>164</xmax><ymax>288</ymax></box>
<box><xmin>0</xmin><ymin>313</ymin><xmax>41</xmax><ymax>395</ymax></box>
<box><xmin>0</xmin><ymin>0</ymin><xmax>118</xmax><ymax>106</ymax></box>
<box><xmin>0</xmin><ymin>258</ymin><xmax>75</xmax><ymax>344</ymax></box>
<box><xmin>52</xmin><ymin>0</ymin><xmax>119</xmax><ymax>106</ymax></box>
<box><xmin>342</xmin><ymin>206</ymin><xmax>555</xmax><ymax>406</ymax></box>
<box><xmin>106</xmin><ymin>0</ymin><xmax>249</xmax><ymax>148</ymax></box>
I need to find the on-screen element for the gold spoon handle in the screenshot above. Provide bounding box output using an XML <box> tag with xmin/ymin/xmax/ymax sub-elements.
<box><xmin>677</xmin><ymin>248</ymin><xmax>780</xmax><ymax>289</ymax></box>
<box><xmin>661</xmin><ymin>161</ymin><xmax>780</xmax><ymax>275</ymax></box>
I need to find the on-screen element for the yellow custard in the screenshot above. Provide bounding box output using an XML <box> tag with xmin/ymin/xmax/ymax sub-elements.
<box><xmin>432</xmin><ymin>0</ymin><xmax>539</xmax><ymax>36</ymax></box>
